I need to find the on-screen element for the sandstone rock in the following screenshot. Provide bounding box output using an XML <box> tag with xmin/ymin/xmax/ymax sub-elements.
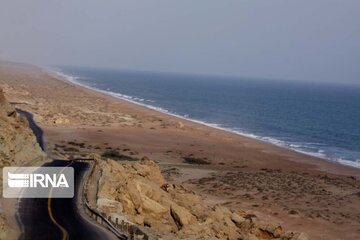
<box><xmin>231</xmin><ymin>212</ymin><xmax>246</xmax><ymax>227</ymax></box>
<box><xmin>133</xmin><ymin>215</ymin><xmax>145</xmax><ymax>225</ymax></box>
<box><xmin>0</xmin><ymin>88</ymin><xmax>45</xmax><ymax>168</ymax></box>
<box><xmin>0</xmin><ymin>89</ymin><xmax>13</xmax><ymax>115</ymax></box>
<box><xmin>161</xmin><ymin>183</ymin><xmax>175</xmax><ymax>192</ymax></box>
<box><xmin>97</xmin><ymin>198</ymin><xmax>123</xmax><ymax>213</ymax></box>
<box><xmin>136</xmin><ymin>156</ymin><xmax>165</xmax><ymax>186</ymax></box>
<box><xmin>53</xmin><ymin>117</ymin><xmax>70</xmax><ymax>125</ymax></box>
<box><xmin>252</xmin><ymin>219</ymin><xmax>283</xmax><ymax>238</ymax></box>
<box><xmin>294</xmin><ymin>232</ymin><xmax>309</xmax><ymax>240</ymax></box>
<box><xmin>126</xmin><ymin>181</ymin><xmax>144</xmax><ymax>212</ymax></box>
<box><xmin>247</xmin><ymin>233</ymin><xmax>260</xmax><ymax>240</ymax></box>
<box><xmin>148</xmin><ymin>221</ymin><xmax>174</xmax><ymax>234</ymax></box>
<box><xmin>170</xmin><ymin>203</ymin><xmax>196</xmax><ymax>229</ymax></box>
<box><xmin>255</xmin><ymin>224</ymin><xmax>282</xmax><ymax>238</ymax></box>
<box><xmin>212</xmin><ymin>205</ymin><xmax>232</xmax><ymax>221</ymax></box>
<box><xmin>140</xmin><ymin>192</ymin><xmax>168</xmax><ymax>216</ymax></box>
<box><xmin>224</xmin><ymin>216</ymin><xmax>239</xmax><ymax>239</ymax></box>
<box><xmin>97</xmin><ymin>157</ymin><xmax>305</xmax><ymax>240</ymax></box>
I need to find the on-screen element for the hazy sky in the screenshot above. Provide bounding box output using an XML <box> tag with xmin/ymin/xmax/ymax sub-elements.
<box><xmin>0</xmin><ymin>0</ymin><xmax>359</xmax><ymax>83</ymax></box>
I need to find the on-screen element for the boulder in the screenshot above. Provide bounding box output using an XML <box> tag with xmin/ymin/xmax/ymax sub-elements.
<box><xmin>170</xmin><ymin>203</ymin><xmax>196</xmax><ymax>229</ymax></box>
<box><xmin>231</xmin><ymin>212</ymin><xmax>246</xmax><ymax>227</ymax></box>
<box><xmin>294</xmin><ymin>232</ymin><xmax>309</xmax><ymax>240</ymax></box>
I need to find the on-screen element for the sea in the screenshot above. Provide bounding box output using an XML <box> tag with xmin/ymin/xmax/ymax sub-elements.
<box><xmin>50</xmin><ymin>66</ymin><xmax>360</xmax><ymax>168</ymax></box>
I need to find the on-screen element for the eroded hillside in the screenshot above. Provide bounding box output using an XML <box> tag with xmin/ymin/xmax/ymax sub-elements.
<box><xmin>97</xmin><ymin>157</ymin><xmax>308</xmax><ymax>240</ymax></box>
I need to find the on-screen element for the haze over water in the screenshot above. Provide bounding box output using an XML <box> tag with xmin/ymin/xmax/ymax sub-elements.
<box><xmin>55</xmin><ymin>66</ymin><xmax>360</xmax><ymax>168</ymax></box>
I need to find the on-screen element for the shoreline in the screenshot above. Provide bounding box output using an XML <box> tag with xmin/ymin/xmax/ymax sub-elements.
<box><xmin>2</xmin><ymin>63</ymin><xmax>360</xmax><ymax>239</ymax></box>
<box><xmin>47</xmin><ymin>66</ymin><xmax>360</xmax><ymax>171</ymax></box>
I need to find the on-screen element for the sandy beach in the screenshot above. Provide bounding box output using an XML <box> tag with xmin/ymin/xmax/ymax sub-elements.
<box><xmin>1</xmin><ymin>62</ymin><xmax>359</xmax><ymax>239</ymax></box>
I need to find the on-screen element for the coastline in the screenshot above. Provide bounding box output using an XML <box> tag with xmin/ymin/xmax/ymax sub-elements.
<box><xmin>1</xmin><ymin>63</ymin><xmax>360</xmax><ymax>239</ymax></box>
<box><xmin>47</xmin><ymin>66</ymin><xmax>360</xmax><ymax>172</ymax></box>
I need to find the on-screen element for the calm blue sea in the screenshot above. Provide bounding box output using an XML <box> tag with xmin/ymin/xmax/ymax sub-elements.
<box><xmin>53</xmin><ymin>66</ymin><xmax>360</xmax><ymax>168</ymax></box>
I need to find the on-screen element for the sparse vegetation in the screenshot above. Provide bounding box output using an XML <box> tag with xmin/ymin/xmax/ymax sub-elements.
<box><xmin>183</xmin><ymin>155</ymin><xmax>210</xmax><ymax>165</ymax></box>
<box><xmin>289</xmin><ymin>210</ymin><xmax>299</xmax><ymax>215</ymax></box>
<box><xmin>67</xmin><ymin>141</ymin><xmax>85</xmax><ymax>148</ymax></box>
<box><xmin>101</xmin><ymin>150</ymin><xmax>137</xmax><ymax>161</ymax></box>
<box><xmin>63</xmin><ymin>147</ymin><xmax>79</xmax><ymax>152</ymax></box>
<box><xmin>54</xmin><ymin>144</ymin><xmax>66</xmax><ymax>148</ymax></box>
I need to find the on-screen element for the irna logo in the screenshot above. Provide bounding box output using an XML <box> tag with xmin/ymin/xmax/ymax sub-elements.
<box><xmin>3</xmin><ymin>167</ymin><xmax>74</xmax><ymax>198</ymax></box>
<box><xmin>7</xmin><ymin>172</ymin><xmax>69</xmax><ymax>188</ymax></box>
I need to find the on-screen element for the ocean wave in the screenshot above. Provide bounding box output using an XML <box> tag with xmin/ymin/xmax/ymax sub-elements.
<box><xmin>47</xmin><ymin>67</ymin><xmax>360</xmax><ymax>169</ymax></box>
<box><xmin>336</xmin><ymin>158</ymin><xmax>360</xmax><ymax>168</ymax></box>
<box><xmin>46</xmin><ymin>68</ymin><xmax>81</xmax><ymax>84</ymax></box>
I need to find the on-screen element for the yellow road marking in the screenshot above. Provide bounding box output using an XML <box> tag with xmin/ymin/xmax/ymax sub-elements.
<box><xmin>47</xmin><ymin>161</ymin><xmax>73</xmax><ymax>240</ymax></box>
<box><xmin>48</xmin><ymin>197</ymin><xmax>68</xmax><ymax>240</ymax></box>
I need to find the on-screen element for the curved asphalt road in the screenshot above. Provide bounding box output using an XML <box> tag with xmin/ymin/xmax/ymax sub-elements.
<box><xmin>16</xmin><ymin>109</ymin><xmax>45</xmax><ymax>150</ymax></box>
<box><xmin>17</xmin><ymin>160</ymin><xmax>116</xmax><ymax>240</ymax></box>
<box><xmin>16</xmin><ymin>110</ymin><xmax>117</xmax><ymax>240</ymax></box>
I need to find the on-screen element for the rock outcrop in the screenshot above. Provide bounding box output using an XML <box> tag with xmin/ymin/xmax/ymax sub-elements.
<box><xmin>0</xmin><ymin>88</ymin><xmax>45</xmax><ymax>167</ymax></box>
<box><xmin>97</xmin><ymin>157</ymin><xmax>308</xmax><ymax>239</ymax></box>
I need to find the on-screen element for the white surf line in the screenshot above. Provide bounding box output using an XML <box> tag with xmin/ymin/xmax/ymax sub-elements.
<box><xmin>44</xmin><ymin>67</ymin><xmax>360</xmax><ymax>169</ymax></box>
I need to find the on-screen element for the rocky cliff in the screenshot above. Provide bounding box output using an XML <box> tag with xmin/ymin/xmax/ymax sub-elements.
<box><xmin>97</xmin><ymin>157</ymin><xmax>308</xmax><ymax>240</ymax></box>
<box><xmin>0</xmin><ymin>88</ymin><xmax>45</xmax><ymax>167</ymax></box>
<box><xmin>0</xmin><ymin>88</ymin><xmax>45</xmax><ymax>239</ymax></box>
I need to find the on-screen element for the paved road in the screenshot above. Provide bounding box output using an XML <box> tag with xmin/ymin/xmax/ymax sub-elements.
<box><xmin>17</xmin><ymin>160</ymin><xmax>116</xmax><ymax>240</ymax></box>
<box><xmin>15</xmin><ymin>109</ymin><xmax>118</xmax><ymax>239</ymax></box>
<box><xmin>16</xmin><ymin>109</ymin><xmax>45</xmax><ymax>150</ymax></box>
